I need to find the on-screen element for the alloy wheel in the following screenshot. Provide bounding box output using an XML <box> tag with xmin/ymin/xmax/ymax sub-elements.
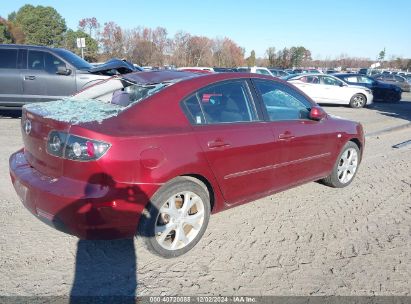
<box><xmin>352</xmin><ymin>95</ymin><xmax>365</xmax><ymax>108</ymax></box>
<box><xmin>155</xmin><ymin>191</ymin><xmax>205</xmax><ymax>250</ymax></box>
<box><xmin>337</xmin><ymin>148</ymin><xmax>358</xmax><ymax>184</ymax></box>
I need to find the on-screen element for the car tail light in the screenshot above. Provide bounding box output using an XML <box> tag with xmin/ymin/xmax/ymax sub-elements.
<box><xmin>47</xmin><ymin>131</ymin><xmax>110</xmax><ymax>161</ymax></box>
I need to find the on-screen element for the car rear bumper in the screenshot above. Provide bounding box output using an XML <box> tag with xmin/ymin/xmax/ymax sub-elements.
<box><xmin>9</xmin><ymin>149</ymin><xmax>160</xmax><ymax>239</ymax></box>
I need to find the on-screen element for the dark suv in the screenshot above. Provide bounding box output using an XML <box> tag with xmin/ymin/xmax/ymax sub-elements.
<box><xmin>0</xmin><ymin>45</ymin><xmax>114</xmax><ymax>110</ymax></box>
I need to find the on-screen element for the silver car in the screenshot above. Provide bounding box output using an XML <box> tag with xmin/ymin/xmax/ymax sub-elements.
<box><xmin>0</xmin><ymin>45</ymin><xmax>140</xmax><ymax>110</ymax></box>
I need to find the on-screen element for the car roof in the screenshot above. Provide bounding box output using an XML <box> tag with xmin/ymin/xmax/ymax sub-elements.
<box><xmin>122</xmin><ymin>70</ymin><xmax>203</xmax><ymax>85</ymax></box>
<box><xmin>291</xmin><ymin>73</ymin><xmax>324</xmax><ymax>77</ymax></box>
<box><xmin>123</xmin><ymin>70</ymin><xmax>283</xmax><ymax>86</ymax></box>
<box><xmin>0</xmin><ymin>44</ymin><xmax>63</xmax><ymax>51</ymax></box>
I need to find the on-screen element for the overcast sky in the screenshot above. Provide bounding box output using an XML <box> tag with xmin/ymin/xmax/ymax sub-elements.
<box><xmin>2</xmin><ymin>0</ymin><xmax>410</xmax><ymax>60</ymax></box>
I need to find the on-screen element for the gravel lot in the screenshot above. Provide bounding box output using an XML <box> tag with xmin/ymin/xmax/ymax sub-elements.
<box><xmin>0</xmin><ymin>94</ymin><xmax>410</xmax><ymax>297</ymax></box>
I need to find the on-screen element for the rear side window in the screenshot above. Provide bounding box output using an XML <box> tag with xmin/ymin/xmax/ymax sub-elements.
<box><xmin>254</xmin><ymin>79</ymin><xmax>311</xmax><ymax>121</ymax></box>
<box><xmin>322</xmin><ymin>76</ymin><xmax>342</xmax><ymax>86</ymax></box>
<box><xmin>358</xmin><ymin>76</ymin><xmax>373</xmax><ymax>84</ymax></box>
<box><xmin>300</xmin><ymin>75</ymin><xmax>319</xmax><ymax>84</ymax></box>
<box><xmin>183</xmin><ymin>80</ymin><xmax>258</xmax><ymax>124</ymax></box>
<box><xmin>345</xmin><ymin>76</ymin><xmax>358</xmax><ymax>83</ymax></box>
<box><xmin>0</xmin><ymin>49</ymin><xmax>18</xmax><ymax>69</ymax></box>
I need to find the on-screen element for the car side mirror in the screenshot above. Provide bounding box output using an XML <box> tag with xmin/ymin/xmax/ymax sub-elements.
<box><xmin>56</xmin><ymin>66</ymin><xmax>71</xmax><ymax>75</ymax></box>
<box><xmin>309</xmin><ymin>107</ymin><xmax>327</xmax><ymax>121</ymax></box>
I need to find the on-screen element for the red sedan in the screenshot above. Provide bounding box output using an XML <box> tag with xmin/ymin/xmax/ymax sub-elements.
<box><xmin>9</xmin><ymin>71</ymin><xmax>364</xmax><ymax>258</ymax></box>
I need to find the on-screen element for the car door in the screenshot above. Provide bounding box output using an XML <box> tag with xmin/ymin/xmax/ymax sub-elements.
<box><xmin>356</xmin><ymin>75</ymin><xmax>383</xmax><ymax>99</ymax></box>
<box><xmin>298</xmin><ymin>75</ymin><xmax>322</xmax><ymax>101</ymax></box>
<box><xmin>22</xmin><ymin>50</ymin><xmax>76</xmax><ymax>103</ymax></box>
<box><xmin>182</xmin><ymin>79</ymin><xmax>277</xmax><ymax>205</ymax></box>
<box><xmin>319</xmin><ymin>75</ymin><xmax>349</xmax><ymax>104</ymax></box>
<box><xmin>290</xmin><ymin>75</ymin><xmax>326</xmax><ymax>103</ymax></box>
<box><xmin>252</xmin><ymin>79</ymin><xmax>336</xmax><ymax>188</ymax></box>
<box><xmin>0</xmin><ymin>48</ymin><xmax>23</xmax><ymax>108</ymax></box>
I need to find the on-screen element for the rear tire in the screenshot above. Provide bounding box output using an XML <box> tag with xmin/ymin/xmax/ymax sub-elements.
<box><xmin>137</xmin><ymin>177</ymin><xmax>211</xmax><ymax>258</ymax></box>
<box><xmin>321</xmin><ymin>141</ymin><xmax>360</xmax><ymax>188</ymax></box>
<box><xmin>349</xmin><ymin>94</ymin><xmax>366</xmax><ymax>108</ymax></box>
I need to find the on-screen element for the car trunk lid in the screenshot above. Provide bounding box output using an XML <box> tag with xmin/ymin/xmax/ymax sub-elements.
<box><xmin>21</xmin><ymin>98</ymin><xmax>124</xmax><ymax>178</ymax></box>
<box><xmin>21</xmin><ymin>108</ymin><xmax>71</xmax><ymax>178</ymax></box>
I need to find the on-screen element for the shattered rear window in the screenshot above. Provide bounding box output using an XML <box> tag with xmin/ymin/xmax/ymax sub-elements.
<box><xmin>25</xmin><ymin>98</ymin><xmax>123</xmax><ymax>124</ymax></box>
<box><xmin>23</xmin><ymin>81</ymin><xmax>171</xmax><ymax>124</ymax></box>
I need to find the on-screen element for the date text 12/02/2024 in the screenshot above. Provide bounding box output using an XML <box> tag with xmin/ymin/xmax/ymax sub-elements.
<box><xmin>148</xmin><ymin>296</ymin><xmax>257</xmax><ymax>303</ymax></box>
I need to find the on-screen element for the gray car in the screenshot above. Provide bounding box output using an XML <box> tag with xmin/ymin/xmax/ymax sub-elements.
<box><xmin>0</xmin><ymin>45</ymin><xmax>139</xmax><ymax>110</ymax></box>
<box><xmin>373</xmin><ymin>73</ymin><xmax>411</xmax><ymax>92</ymax></box>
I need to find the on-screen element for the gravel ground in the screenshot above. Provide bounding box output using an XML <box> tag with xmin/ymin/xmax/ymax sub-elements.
<box><xmin>0</xmin><ymin>94</ymin><xmax>410</xmax><ymax>297</ymax></box>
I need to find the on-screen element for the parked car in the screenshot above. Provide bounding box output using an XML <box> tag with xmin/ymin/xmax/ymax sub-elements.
<box><xmin>403</xmin><ymin>74</ymin><xmax>411</xmax><ymax>85</ymax></box>
<box><xmin>141</xmin><ymin>66</ymin><xmax>161</xmax><ymax>71</ymax></box>
<box><xmin>213</xmin><ymin>67</ymin><xmax>236</xmax><ymax>72</ymax></box>
<box><xmin>397</xmin><ymin>72</ymin><xmax>411</xmax><ymax>78</ymax></box>
<box><xmin>286</xmin><ymin>73</ymin><xmax>373</xmax><ymax>108</ymax></box>
<box><xmin>372</xmin><ymin>74</ymin><xmax>411</xmax><ymax>92</ymax></box>
<box><xmin>358</xmin><ymin>68</ymin><xmax>381</xmax><ymax>77</ymax></box>
<box><xmin>178</xmin><ymin>67</ymin><xmax>214</xmax><ymax>72</ymax></box>
<box><xmin>334</xmin><ymin>73</ymin><xmax>402</xmax><ymax>102</ymax></box>
<box><xmin>326</xmin><ymin>69</ymin><xmax>338</xmax><ymax>74</ymax></box>
<box><xmin>292</xmin><ymin>68</ymin><xmax>307</xmax><ymax>74</ymax></box>
<box><xmin>0</xmin><ymin>44</ymin><xmax>141</xmax><ymax>110</ymax></box>
<box><xmin>307</xmin><ymin>69</ymin><xmax>322</xmax><ymax>74</ymax></box>
<box><xmin>10</xmin><ymin>70</ymin><xmax>364</xmax><ymax>257</ymax></box>
<box><xmin>175</xmin><ymin>68</ymin><xmax>212</xmax><ymax>74</ymax></box>
<box><xmin>236</xmin><ymin>66</ymin><xmax>274</xmax><ymax>76</ymax></box>
<box><xmin>269</xmin><ymin>68</ymin><xmax>290</xmax><ymax>77</ymax></box>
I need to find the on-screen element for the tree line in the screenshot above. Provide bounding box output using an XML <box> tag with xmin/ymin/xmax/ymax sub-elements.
<box><xmin>0</xmin><ymin>4</ymin><xmax>410</xmax><ymax>70</ymax></box>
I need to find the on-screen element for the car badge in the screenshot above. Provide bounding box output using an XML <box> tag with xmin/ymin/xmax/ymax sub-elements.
<box><xmin>24</xmin><ymin>120</ymin><xmax>32</xmax><ymax>135</ymax></box>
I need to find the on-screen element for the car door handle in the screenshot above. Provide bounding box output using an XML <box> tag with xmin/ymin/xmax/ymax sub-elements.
<box><xmin>24</xmin><ymin>76</ymin><xmax>36</xmax><ymax>80</ymax></box>
<box><xmin>278</xmin><ymin>132</ymin><xmax>295</xmax><ymax>141</ymax></box>
<box><xmin>207</xmin><ymin>139</ymin><xmax>231</xmax><ymax>149</ymax></box>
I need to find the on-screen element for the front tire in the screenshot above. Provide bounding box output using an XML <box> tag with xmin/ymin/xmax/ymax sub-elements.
<box><xmin>137</xmin><ymin>177</ymin><xmax>211</xmax><ymax>258</ymax></box>
<box><xmin>321</xmin><ymin>141</ymin><xmax>360</xmax><ymax>188</ymax></box>
<box><xmin>349</xmin><ymin>93</ymin><xmax>366</xmax><ymax>108</ymax></box>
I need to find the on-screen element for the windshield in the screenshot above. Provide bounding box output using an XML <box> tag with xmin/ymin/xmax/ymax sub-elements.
<box><xmin>53</xmin><ymin>49</ymin><xmax>93</xmax><ymax>70</ymax></box>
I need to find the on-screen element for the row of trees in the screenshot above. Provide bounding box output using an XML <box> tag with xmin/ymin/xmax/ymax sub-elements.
<box><xmin>1</xmin><ymin>4</ymin><xmax>410</xmax><ymax>70</ymax></box>
<box><xmin>98</xmin><ymin>25</ymin><xmax>245</xmax><ymax>67</ymax></box>
<box><xmin>0</xmin><ymin>5</ymin><xmax>99</xmax><ymax>60</ymax></box>
<box><xmin>265</xmin><ymin>46</ymin><xmax>312</xmax><ymax>69</ymax></box>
